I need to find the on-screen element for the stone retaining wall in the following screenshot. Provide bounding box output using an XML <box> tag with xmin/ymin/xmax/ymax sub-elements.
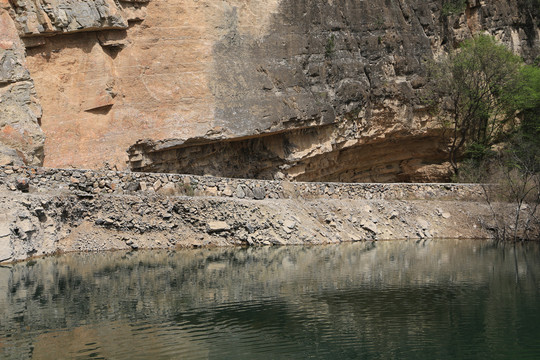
<box><xmin>0</xmin><ymin>165</ymin><xmax>486</xmax><ymax>201</ymax></box>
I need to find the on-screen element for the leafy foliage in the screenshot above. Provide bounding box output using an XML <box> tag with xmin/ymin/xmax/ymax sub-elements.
<box><xmin>429</xmin><ymin>35</ymin><xmax>540</xmax><ymax>239</ymax></box>
<box><xmin>441</xmin><ymin>0</ymin><xmax>467</xmax><ymax>16</ymax></box>
<box><xmin>429</xmin><ymin>35</ymin><xmax>535</xmax><ymax>174</ymax></box>
<box><xmin>517</xmin><ymin>64</ymin><xmax>540</xmax><ymax>145</ymax></box>
<box><xmin>443</xmin><ymin>49</ymin><xmax>540</xmax><ymax>240</ymax></box>
<box><xmin>325</xmin><ymin>35</ymin><xmax>335</xmax><ymax>58</ymax></box>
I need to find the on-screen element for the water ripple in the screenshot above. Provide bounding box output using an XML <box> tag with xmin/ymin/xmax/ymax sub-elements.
<box><xmin>1</xmin><ymin>240</ymin><xmax>539</xmax><ymax>359</ymax></box>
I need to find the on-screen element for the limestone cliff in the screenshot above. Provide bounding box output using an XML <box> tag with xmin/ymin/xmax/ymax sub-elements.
<box><xmin>1</xmin><ymin>0</ymin><xmax>539</xmax><ymax>181</ymax></box>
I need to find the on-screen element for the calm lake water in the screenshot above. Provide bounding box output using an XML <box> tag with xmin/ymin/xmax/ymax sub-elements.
<box><xmin>1</xmin><ymin>240</ymin><xmax>539</xmax><ymax>359</ymax></box>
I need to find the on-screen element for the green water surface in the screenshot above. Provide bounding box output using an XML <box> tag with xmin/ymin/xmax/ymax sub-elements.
<box><xmin>1</xmin><ymin>239</ymin><xmax>539</xmax><ymax>359</ymax></box>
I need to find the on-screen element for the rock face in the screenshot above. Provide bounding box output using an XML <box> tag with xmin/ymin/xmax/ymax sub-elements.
<box><xmin>1</xmin><ymin>0</ymin><xmax>539</xmax><ymax>181</ymax></box>
<box><xmin>9</xmin><ymin>0</ymin><xmax>147</xmax><ymax>36</ymax></box>
<box><xmin>0</xmin><ymin>2</ymin><xmax>44</xmax><ymax>166</ymax></box>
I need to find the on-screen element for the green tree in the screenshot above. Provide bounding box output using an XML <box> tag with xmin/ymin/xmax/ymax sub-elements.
<box><xmin>476</xmin><ymin>63</ymin><xmax>540</xmax><ymax>241</ymax></box>
<box><xmin>429</xmin><ymin>35</ymin><xmax>526</xmax><ymax>174</ymax></box>
<box><xmin>517</xmin><ymin>64</ymin><xmax>540</xmax><ymax>144</ymax></box>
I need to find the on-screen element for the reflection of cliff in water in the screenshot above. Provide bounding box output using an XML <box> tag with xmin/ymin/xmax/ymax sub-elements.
<box><xmin>1</xmin><ymin>240</ymin><xmax>540</xmax><ymax>359</ymax></box>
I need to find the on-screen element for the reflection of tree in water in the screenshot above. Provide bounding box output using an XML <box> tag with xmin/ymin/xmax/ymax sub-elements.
<box><xmin>1</xmin><ymin>240</ymin><xmax>539</xmax><ymax>359</ymax></box>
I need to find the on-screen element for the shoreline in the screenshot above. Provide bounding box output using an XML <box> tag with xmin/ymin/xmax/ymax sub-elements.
<box><xmin>0</xmin><ymin>165</ymin><xmax>508</xmax><ymax>264</ymax></box>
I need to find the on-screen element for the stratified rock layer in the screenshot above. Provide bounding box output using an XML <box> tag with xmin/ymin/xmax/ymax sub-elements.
<box><xmin>2</xmin><ymin>0</ymin><xmax>540</xmax><ymax>181</ymax></box>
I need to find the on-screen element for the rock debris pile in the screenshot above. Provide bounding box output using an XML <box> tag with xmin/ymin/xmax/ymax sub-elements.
<box><xmin>0</xmin><ymin>165</ymin><xmax>501</xmax><ymax>264</ymax></box>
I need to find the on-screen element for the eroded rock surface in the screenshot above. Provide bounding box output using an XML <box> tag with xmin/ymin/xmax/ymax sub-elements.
<box><xmin>128</xmin><ymin>123</ymin><xmax>449</xmax><ymax>182</ymax></box>
<box><xmin>123</xmin><ymin>0</ymin><xmax>537</xmax><ymax>182</ymax></box>
<box><xmin>9</xmin><ymin>0</ymin><xmax>148</xmax><ymax>37</ymax></box>
<box><xmin>0</xmin><ymin>3</ymin><xmax>44</xmax><ymax>166</ymax></box>
<box><xmin>1</xmin><ymin>0</ymin><xmax>539</xmax><ymax>180</ymax></box>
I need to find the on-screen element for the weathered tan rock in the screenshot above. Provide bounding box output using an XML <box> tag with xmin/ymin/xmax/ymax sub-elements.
<box><xmin>207</xmin><ymin>221</ymin><xmax>231</xmax><ymax>232</ymax></box>
<box><xmin>1</xmin><ymin>0</ymin><xmax>539</xmax><ymax>181</ymax></box>
<box><xmin>0</xmin><ymin>4</ymin><xmax>44</xmax><ymax>166</ymax></box>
